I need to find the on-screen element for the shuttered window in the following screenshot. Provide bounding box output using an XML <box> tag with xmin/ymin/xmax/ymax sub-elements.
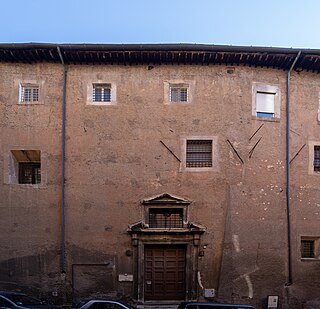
<box><xmin>149</xmin><ymin>208</ymin><xmax>183</xmax><ymax>228</ymax></box>
<box><xmin>256</xmin><ymin>91</ymin><xmax>275</xmax><ymax>118</ymax></box>
<box><xmin>186</xmin><ymin>140</ymin><xmax>212</xmax><ymax>168</ymax></box>
<box><xmin>93</xmin><ymin>84</ymin><xmax>111</xmax><ymax>102</ymax></box>
<box><xmin>20</xmin><ymin>84</ymin><xmax>39</xmax><ymax>103</ymax></box>
<box><xmin>314</xmin><ymin>146</ymin><xmax>320</xmax><ymax>172</ymax></box>
<box><xmin>170</xmin><ymin>85</ymin><xmax>188</xmax><ymax>102</ymax></box>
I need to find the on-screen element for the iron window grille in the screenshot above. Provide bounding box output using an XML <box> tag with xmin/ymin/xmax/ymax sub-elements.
<box><xmin>301</xmin><ymin>239</ymin><xmax>315</xmax><ymax>258</ymax></box>
<box><xmin>186</xmin><ymin>140</ymin><xmax>212</xmax><ymax>168</ymax></box>
<box><xmin>93</xmin><ymin>84</ymin><xmax>111</xmax><ymax>102</ymax></box>
<box><xmin>149</xmin><ymin>208</ymin><xmax>183</xmax><ymax>228</ymax></box>
<box><xmin>314</xmin><ymin>146</ymin><xmax>320</xmax><ymax>172</ymax></box>
<box><xmin>19</xmin><ymin>162</ymin><xmax>41</xmax><ymax>184</ymax></box>
<box><xmin>20</xmin><ymin>84</ymin><xmax>39</xmax><ymax>103</ymax></box>
<box><xmin>170</xmin><ymin>85</ymin><xmax>188</xmax><ymax>102</ymax></box>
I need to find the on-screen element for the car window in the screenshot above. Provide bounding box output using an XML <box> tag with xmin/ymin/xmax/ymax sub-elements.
<box><xmin>74</xmin><ymin>300</ymin><xmax>89</xmax><ymax>308</ymax></box>
<box><xmin>89</xmin><ymin>303</ymin><xmax>115</xmax><ymax>309</ymax></box>
<box><xmin>5</xmin><ymin>295</ymin><xmax>42</xmax><ymax>306</ymax></box>
<box><xmin>0</xmin><ymin>297</ymin><xmax>14</xmax><ymax>308</ymax></box>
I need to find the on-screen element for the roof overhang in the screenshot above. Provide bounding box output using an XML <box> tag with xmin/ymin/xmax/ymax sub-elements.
<box><xmin>1</xmin><ymin>43</ymin><xmax>320</xmax><ymax>72</ymax></box>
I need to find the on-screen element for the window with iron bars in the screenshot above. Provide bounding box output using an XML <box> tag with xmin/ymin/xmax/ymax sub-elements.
<box><xmin>186</xmin><ymin>140</ymin><xmax>212</xmax><ymax>168</ymax></box>
<box><xmin>170</xmin><ymin>85</ymin><xmax>188</xmax><ymax>102</ymax></box>
<box><xmin>149</xmin><ymin>208</ymin><xmax>184</xmax><ymax>228</ymax></box>
<box><xmin>301</xmin><ymin>239</ymin><xmax>315</xmax><ymax>258</ymax></box>
<box><xmin>20</xmin><ymin>84</ymin><xmax>39</xmax><ymax>103</ymax></box>
<box><xmin>314</xmin><ymin>146</ymin><xmax>320</xmax><ymax>172</ymax></box>
<box><xmin>93</xmin><ymin>84</ymin><xmax>111</xmax><ymax>102</ymax></box>
<box><xmin>19</xmin><ymin>162</ymin><xmax>41</xmax><ymax>184</ymax></box>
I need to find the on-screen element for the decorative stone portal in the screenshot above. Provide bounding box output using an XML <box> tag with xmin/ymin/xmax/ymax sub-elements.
<box><xmin>127</xmin><ymin>193</ymin><xmax>206</xmax><ymax>303</ymax></box>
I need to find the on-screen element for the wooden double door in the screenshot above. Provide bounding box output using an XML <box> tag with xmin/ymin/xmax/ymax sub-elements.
<box><xmin>144</xmin><ymin>245</ymin><xmax>186</xmax><ymax>300</ymax></box>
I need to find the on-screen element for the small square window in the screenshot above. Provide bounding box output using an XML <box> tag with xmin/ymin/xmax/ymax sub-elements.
<box><xmin>252</xmin><ymin>84</ymin><xmax>280</xmax><ymax>120</ymax></box>
<box><xmin>93</xmin><ymin>84</ymin><xmax>111</xmax><ymax>102</ymax></box>
<box><xmin>19</xmin><ymin>162</ymin><xmax>41</xmax><ymax>184</ymax></box>
<box><xmin>314</xmin><ymin>146</ymin><xmax>320</xmax><ymax>172</ymax></box>
<box><xmin>301</xmin><ymin>239</ymin><xmax>315</xmax><ymax>258</ymax></box>
<box><xmin>9</xmin><ymin>150</ymin><xmax>41</xmax><ymax>185</ymax></box>
<box><xmin>149</xmin><ymin>208</ymin><xmax>184</xmax><ymax>228</ymax></box>
<box><xmin>186</xmin><ymin>140</ymin><xmax>212</xmax><ymax>168</ymax></box>
<box><xmin>19</xmin><ymin>84</ymin><xmax>39</xmax><ymax>103</ymax></box>
<box><xmin>170</xmin><ymin>84</ymin><xmax>188</xmax><ymax>102</ymax></box>
<box><xmin>256</xmin><ymin>91</ymin><xmax>276</xmax><ymax>118</ymax></box>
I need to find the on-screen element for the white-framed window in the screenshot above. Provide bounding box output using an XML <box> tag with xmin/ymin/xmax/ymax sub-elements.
<box><xmin>252</xmin><ymin>83</ymin><xmax>280</xmax><ymax>119</ymax></box>
<box><xmin>170</xmin><ymin>84</ymin><xmax>188</xmax><ymax>102</ymax></box>
<box><xmin>181</xmin><ymin>136</ymin><xmax>217</xmax><ymax>171</ymax></box>
<box><xmin>87</xmin><ymin>82</ymin><xmax>116</xmax><ymax>105</ymax></box>
<box><xmin>164</xmin><ymin>80</ymin><xmax>195</xmax><ymax>105</ymax></box>
<box><xmin>19</xmin><ymin>83</ymin><xmax>39</xmax><ymax>103</ymax></box>
<box><xmin>93</xmin><ymin>83</ymin><xmax>111</xmax><ymax>102</ymax></box>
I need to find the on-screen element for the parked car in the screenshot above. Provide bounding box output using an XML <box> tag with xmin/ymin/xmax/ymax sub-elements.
<box><xmin>73</xmin><ymin>300</ymin><xmax>136</xmax><ymax>309</ymax></box>
<box><xmin>0</xmin><ymin>292</ymin><xmax>59</xmax><ymax>309</ymax></box>
<box><xmin>177</xmin><ymin>301</ymin><xmax>256</xmax><ymax>309</ymax></box>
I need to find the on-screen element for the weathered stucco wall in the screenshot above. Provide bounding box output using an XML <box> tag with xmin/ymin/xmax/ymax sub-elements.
<box><xmin>1</xmin><ymin>61</ymin><xmax>320</xmax><ymax>309</ymax></box>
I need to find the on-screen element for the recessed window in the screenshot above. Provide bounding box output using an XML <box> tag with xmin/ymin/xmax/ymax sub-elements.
<box><xmin>256</xmin><ymin>91</ymin><xmax>276</xmax><ymax>118</ymax></box>
<box><xmin>301</xmin><ymin>239</ymin><xmax>316</xmax><ymax>258</ymax></box>
<box><xmin>314</xmin><ymin>146</ymin><xmax>320</xmax><ymax>172</ymax></box>
<box><xmin>186</xmin><ymin>140</ymin><xmax>212</xmax><ymax>168</ymax></box>
<box><xmin>9</xmin><ymin>150</ymin><xmax>41</xmax><ymax>185</ymax></box>
<box><xmin>149</xmin><ymin>208</ymin><xmax>184</xmax><ymax>228</ymax></box>
<box><xmin>19</xmin><ymin>162</ymin><xmax>41</xmax><ymax>184</ymax></box>
<box><xmin>87</xmin><ymin>82</ymin><xmax>117</xmax><ymax>106</ymax></box>
<box><xmin>170</xmin><ymin>84</ymin><xmax>188</xmax><ymax>102</ymax></box>
<box><xmin>19</xmin><ymin>84</ymin><xmax>39</xmax><ymax>103</ymax></box>
<box><xmin>252</xmin><ymin>84</ymin><xmax>280</xmax><ymax>119</ymax></box>
<box><xmin>93</xmin><ymin>83</ymin><xmax>111</xmax><ymax>102</ymax></box>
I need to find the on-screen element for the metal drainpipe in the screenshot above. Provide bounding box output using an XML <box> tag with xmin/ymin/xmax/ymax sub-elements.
<box><xmin>57</xmin><ymin>46</ymin><xmax>67</xmax><ymax>273</ymax></box>
<box><xmin>286</xmin><ymin>51</ymin><xmax>301</xmax><ymax>285</ymax></box>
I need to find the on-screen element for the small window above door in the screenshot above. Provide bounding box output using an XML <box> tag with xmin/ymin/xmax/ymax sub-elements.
<box><xmin>149</xmin><ymin>208</ymin><xmax>184</xmax><ymax>228</ymax></box>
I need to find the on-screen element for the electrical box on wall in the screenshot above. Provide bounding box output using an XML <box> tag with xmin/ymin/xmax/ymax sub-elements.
<box><xmin>204</xmin><ymin>288</ymin><xmax>215</xmax><ymax>298</ymax></box>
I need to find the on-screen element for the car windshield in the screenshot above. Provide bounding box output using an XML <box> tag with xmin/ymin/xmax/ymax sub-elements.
<box><xmin>5</xmin><ymin>295</ymin><xmax>42</xmax><ymax>305</ymax></box>
<box><xmin>74</xmin><ymin>300</ymin><xmax>90</xmax><ymax>308</ymax></box>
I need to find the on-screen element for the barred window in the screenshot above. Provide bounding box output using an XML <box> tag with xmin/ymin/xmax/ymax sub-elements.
<box><xmin>93</xmin><ymin>84</ymin><xmax>111</xmax><ymax>102</ymax></box>
<box><xmin>301</xmin><ymin>239</ymin><xmax>315</xmax><ymax>258</ymax></box>
<box><xmin>149</xmin><ymin>208</ymin><xmax>183</xmax><ymax>228</ymax></box>
<box><xmin>314</xmin><ymin>146</ymin><xmax>320</xmax><ymax>172</ymax></box>
<box><xmin>186</xmin><ymin>140</ymin><xmax>212</xmax><ymax>168</ymax></box>
<box><xmin>20</xmin><ymin>84</ymin><xmax>39</xmax><ymax>103</ymax></box>
<box><xmin>9</xmin><ymin>150</ymin><xmax>41</xmax><ymax>185</ymax></box>
<box><xmin>19</xmin><ymin>163</ymin><xmax>41</xmax><ymax>184</ymax></box>
<box><xmin>170</xmin><ymin>85</ymin><xmax>188</xmax><ymax>102</ymax></box>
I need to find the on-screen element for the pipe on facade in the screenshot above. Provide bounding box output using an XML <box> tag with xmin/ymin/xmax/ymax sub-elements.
<box><xmin>286</xmin><ymin>51</ymin><xmax>301</xmax><ymax>285</ymax></box>
<box><xmin>57</xmin><ymin>46</ymin><xmax>68</xmax><ymax>273</ymax></box>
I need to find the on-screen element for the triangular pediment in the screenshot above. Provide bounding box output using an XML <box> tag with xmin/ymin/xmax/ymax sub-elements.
<box><xmin>141</xmin><ymin>193</ymin><xmax>191</xmax><ymax>205</ymax></box>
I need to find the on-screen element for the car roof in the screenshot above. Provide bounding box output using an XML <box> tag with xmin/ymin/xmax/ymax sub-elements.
<box><xmin>77</xmin><ymin>300</ymin><xmax>132</xmax><ymax>306</ymax></box>
<box><xmin>0</xmin><ymin>292</ymin><xmax>27</xmax><ymax>296</ymax></box>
